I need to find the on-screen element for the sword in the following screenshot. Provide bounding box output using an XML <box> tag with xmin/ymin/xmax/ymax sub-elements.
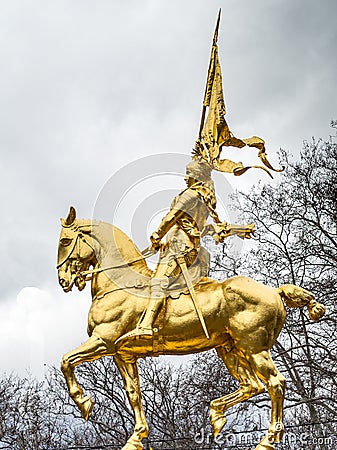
<box><xmin>175</xmin><ymin>255</ymin><xmax>210</xmax><ymax>339</ymax></box>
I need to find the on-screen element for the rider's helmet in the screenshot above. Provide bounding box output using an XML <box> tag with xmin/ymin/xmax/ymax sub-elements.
<box><xmin>185</xmin><ymin>159</ymin><xmax>212</xmax><ymax>183</ymax></box>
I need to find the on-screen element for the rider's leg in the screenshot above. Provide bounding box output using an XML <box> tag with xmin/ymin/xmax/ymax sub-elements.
<box><xmin>137</xmin><ymin>276</ymin><xmax>168</xmax><ymax>330</ymax></box>
<box><xmin>138</xmin><ymin>256</ymin><xmax>177</xmax><ymax>329</ymax></box>
<box><xmin>115</xmin><ymin>261</ymin><xmax>174</xmax><ymax>342</ymax></box>
<box><xmin>134</xmin><ymin>256</ymin><xmax>175</xmax><ymax>333</ymax></box>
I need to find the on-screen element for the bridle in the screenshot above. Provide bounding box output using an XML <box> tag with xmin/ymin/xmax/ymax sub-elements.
<box><xmin>57</xmin><ymin>223</ymin><xmax>154</xmax><ymax>287</ymax></box>
<box><xmin>57</xmin><ymin>227</ymin><xmax>92</xmax><ymax>268</ymax></box>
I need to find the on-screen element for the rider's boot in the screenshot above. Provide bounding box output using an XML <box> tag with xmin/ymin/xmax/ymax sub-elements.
<box><xmin>115</xmin><ymin>278</ymin><xmax>167</xmax><ymax>344</ymax></box>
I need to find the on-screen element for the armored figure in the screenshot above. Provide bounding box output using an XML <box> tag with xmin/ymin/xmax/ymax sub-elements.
<box><xmin>119</xmin><ymin>159</ymin><xmax>224</xmax><ymax>341</ymax></box>
<box><xmin>57</xmin><ymin>11</ymin><xmax>323</xmax><ymax>450</ymax></box>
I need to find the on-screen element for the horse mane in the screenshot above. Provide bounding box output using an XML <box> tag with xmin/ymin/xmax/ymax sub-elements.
<box><xmin>79</xmin><ymin>219</ymin><xmax>153</xmax><ymax>278</ymax></box>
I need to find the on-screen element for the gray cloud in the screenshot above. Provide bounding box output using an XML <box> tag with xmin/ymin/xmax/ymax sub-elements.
<box><xmin>0</xmin><ymin>0</ymin><xmax>336</xmax><ymax>372</ymax></box>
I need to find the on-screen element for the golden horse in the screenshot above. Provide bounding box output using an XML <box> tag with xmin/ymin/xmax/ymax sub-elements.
<box><xmin>57</xmin><ymin>207</ymin><xmax>325</xmax><ymax>450</ymax></box>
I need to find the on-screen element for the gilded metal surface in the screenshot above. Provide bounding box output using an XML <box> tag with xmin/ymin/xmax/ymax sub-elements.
<box><xmin>194</xmin><ymin>9</ymin><xmax>283</xmax><ymax>179</ymax></box>
<box><xmin>175</xmin><ymin>254</ymin><xmax>210</xmax><ymax>339</ymax></box>
<box><xmin>57</xmin><ymin>207</ymin><xmax>325</xmax><ymax>450</ymax></box>
<box><xmin>57</xmin><ymin>10</ymin><xmax>325</xmax><ymax>450</ymax></box>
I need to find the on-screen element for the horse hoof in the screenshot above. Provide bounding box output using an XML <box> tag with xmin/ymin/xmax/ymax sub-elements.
<box><xmin>210</xmin><ymin>408</ymin><xmax>227</xmax><ymax>437</ymax></box>
<box><xmin>212</xmin><ymin>416</ymin><xmax>227</xmax><ymax>437</ymax></box>
<box><xmin>79</xmin><ymin>395</ymin><xmax>94</xmax><ymax>420</ymax></box>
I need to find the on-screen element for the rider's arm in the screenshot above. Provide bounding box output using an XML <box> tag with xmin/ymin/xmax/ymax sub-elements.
<box><xmin>150</xmin><ymin>208</ymin><xmax>184</xmax><ymax>248</ymax></box>
<box><xmin>150</xmin><ymin>190</ymin><xmax>196</xmax><ymax>246</ymax></box>
<box><xmin>156</xmin><ymin>208</ymin><xmax>184</xmax><ymax>239</ymax></box>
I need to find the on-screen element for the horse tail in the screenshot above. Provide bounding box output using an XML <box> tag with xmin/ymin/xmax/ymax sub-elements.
<box><xmin>278</xmin><ymin>284</ymin><xmax>326</xmax><ymax>321</ymax></box>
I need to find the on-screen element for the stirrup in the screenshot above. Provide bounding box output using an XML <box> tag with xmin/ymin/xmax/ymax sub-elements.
<box><xmin>115</xmin><ymin>326</ymin><xmax>153</xmax><ymax>345</ymax></box>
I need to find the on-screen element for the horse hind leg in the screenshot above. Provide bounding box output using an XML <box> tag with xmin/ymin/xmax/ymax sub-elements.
<box><xmin>210</xmin><ymin>346</ymin><xmax>265</xmax><ymax>437</ymax></box>
<box><xmin>249</xmin><ymin>350</ymin><xmax>286</xmax><ymax>450</ymax></box>
<box><xmin>61</xmin><ymin>334</ymin><xmax>108</xmax><ymax>420</ymax></box>
<box><xmin>114</xmin><ymin>356</ymin><xmax>148</xmax><ymax>450</ymax></box>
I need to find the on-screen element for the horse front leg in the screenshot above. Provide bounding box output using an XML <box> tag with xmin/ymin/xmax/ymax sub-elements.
<box><xmin>61</xmin><ymin>334</ymin><xmax>108</xmax><ymax>420</ymax></box>
<box><xmin>114</xmin><ymin>355</ymin><xmax>148</xmax><ymax>450</ymax></box>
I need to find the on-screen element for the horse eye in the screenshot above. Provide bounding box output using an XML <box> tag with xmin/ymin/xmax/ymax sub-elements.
<box><xmin>61</xmin><ymin>238</ymin><xmax>72</xmax><ymax>247</ymax></box>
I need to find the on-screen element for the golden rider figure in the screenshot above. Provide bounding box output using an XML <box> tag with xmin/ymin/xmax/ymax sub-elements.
<box><xmin>119</xmin><ymin>158</ymin><xmax>222</xmax><ymax>341</ymax></box>
<box><xmin>56</xmin><ymin>11</ymin><xmax>319</xmax><ymax>449</ymax></box>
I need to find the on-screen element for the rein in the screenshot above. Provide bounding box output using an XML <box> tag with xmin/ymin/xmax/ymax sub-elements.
<box><xmin>58</xmin><ymin>224</ymin><xmax>155</xmax><ymax>281</ymax></box>
<box><xmin>81</xmin><ymin>253</ymin><xmax>151</xmax><ymax>278</ymax></box>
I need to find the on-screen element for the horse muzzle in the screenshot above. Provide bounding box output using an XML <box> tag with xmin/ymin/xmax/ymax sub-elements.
<box><xmin>59</xmin><ymin>277</ymin><xmax>73</xmax><ymax>292</ymax></box>
<box><xmin>58</xmin><ymin>268</ymin><xmax>77</xmax><ymax>292</ymax></box>
<box><xmin>59</xmin><ymin>269</ymin><xmax>86</xmax><ymax>292</ymax></box>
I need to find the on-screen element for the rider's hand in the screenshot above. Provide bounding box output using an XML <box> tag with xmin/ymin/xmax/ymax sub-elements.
<box><xmin>150</xmin><ymin>231</ymin><xmax>161</xmax><ymax>249</ymax></box>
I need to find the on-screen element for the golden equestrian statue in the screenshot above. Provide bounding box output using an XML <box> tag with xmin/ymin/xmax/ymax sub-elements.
<box><xmin>57</xmin><ymin>10</ymin><xmax>325</xmax><ymax>450</ymax></box>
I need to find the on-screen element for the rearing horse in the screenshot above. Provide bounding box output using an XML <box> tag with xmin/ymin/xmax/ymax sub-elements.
<box><xmin>57</xmin><ymin>206</ymin><xmax>325</xmax><ymax>450</ymax></box>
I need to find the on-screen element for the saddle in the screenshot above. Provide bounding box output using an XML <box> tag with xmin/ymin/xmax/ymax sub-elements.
<box><xmin>117</xmin><ymin>247</ymin><xmax>212</xmax><ymax>356</ymax></box>
<box><xmin>123</xmin><ymin>246</ymin><xmax>211</xmax><ymax>299</ymax></box>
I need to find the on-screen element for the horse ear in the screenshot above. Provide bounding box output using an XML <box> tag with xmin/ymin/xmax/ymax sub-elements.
<box><xmin>65</xmin><ymin>206</ymin><xmax>76</xmax><ymax>225</ymax></box>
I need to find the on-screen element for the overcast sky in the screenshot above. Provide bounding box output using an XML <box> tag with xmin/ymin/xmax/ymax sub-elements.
<box><xmin>0</xmin><ymin>0</ymin><xmax>336</xmax><ymax>376</ymax></box>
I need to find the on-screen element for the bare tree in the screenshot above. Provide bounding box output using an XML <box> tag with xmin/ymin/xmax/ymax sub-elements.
<box><xmin>2</xmin><ymin>128</ymin><xmax>336</xmax><ymax>450</ymax></box>
<box><xmin>221</xmin><ymin>126</ymin><xmax>337</xmax><ymax>449</ymax></box>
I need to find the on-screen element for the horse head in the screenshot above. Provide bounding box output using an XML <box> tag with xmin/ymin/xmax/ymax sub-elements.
<box><xmin>58</xmin><ymin>206</ymin><xmax>153</xmax><ymax>295</ymax></box>
<box><xmin>57</xmin><ymin>206</ymin><xmax>96</xmax><ymax>292</ymax></box>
